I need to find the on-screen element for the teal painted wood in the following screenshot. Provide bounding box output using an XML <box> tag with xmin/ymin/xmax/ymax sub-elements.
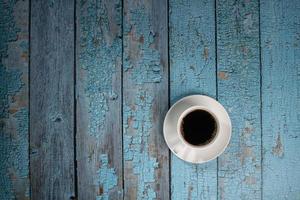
<box><xmin>261</xmin><ymin>0</ymin><xmax>300</xmax><ymax>199</ymax></box>
<box><xmin>0</xmin><ymin>0</ymin><xmax>29</xmax><ymax>199</ymax></box>
<box><xmin>76</xmin><ymin>0</ymin><xmax>123</xmax><ymax>199</ymax></box>
<box><xmin>169</xmin><ymin>0</ymin><xmax>217</xmax><ymax>199</ymax></box>
<box><xmin>30</xmin><ymin>0</ymin><xmax>75</xmax><ymax>199</ymax></box>
<box><xmin>216</xmin><ymin>0</ymin><xmax>261</xmax><ymax>199</ymax></box>
<box><xmin>123</xmin><ymin>0</ymin><xmax>169</xmax><ymax>199</ymax></box>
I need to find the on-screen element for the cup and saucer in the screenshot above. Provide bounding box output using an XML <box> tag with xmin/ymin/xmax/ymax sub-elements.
<box><xmin>163</xmin><ymin>95</ymin><xmax>232</xmax><ymax>164</ymax></box>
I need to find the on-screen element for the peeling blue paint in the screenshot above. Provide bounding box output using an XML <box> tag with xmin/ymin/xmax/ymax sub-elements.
<box><xmin>169</xmin><ymin>0</ymin><xmax>217</xmax><ymax>199</ymax></box>
<box><xmin>0</xmin><ymin>109</ymin><xmax>29</xmax><ymax>199</ymax></box>
<box><xmin>0</xmin><ymin>69</ymin><xmax>23</xmax><ymax>118</ymax></box>
<box><xmin>77</xmin><ymin>1</ymin><xmax>122</xmax><ymax>199</ymax></box>
<box><xmin>217</xmin><ymin>0</ymin><xmax>261</xmax><ymax>199</ymax></box>
<box><xmin>123</xmin><ymin>1</ymin><xmax>167</xmax><ymax>199</ymax></box>
<box><xmin>123</xmin><ymin>6</ymin><xmax>162</xmax><ymax>84</ymax></box>
<box><xmin>96</xmin><ymin>154</ymin><xmax>118</xmax><ymax>200</ymax></box>
<box><xmin>261</xmin><ymin>0</ymin><xmax>300</xmax><ymax>199</ymax></box>
<box><xmin>79</xmin><ymin>0</ymin><xmax>121</xmax><ymax>137</ymax></box>
<box><xmin>0</xmin><ymin>0</ymin><xmax>29</xmax><ymax>199</ymax></box>
<box><xmin>0</xmin><ymin>0</ymin><xmax>20</xmax><ymax>118</ymax></box>
<box><xmin>124</xmin><ymin>89</ymin><xmax>158</xmax><ymax>200</ymax></box>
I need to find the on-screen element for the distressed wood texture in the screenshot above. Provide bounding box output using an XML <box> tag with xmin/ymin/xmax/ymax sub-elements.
<box><xmin>216</xmin><ymin>0</ymin><xmax>261</xmax><ymax>199</ymax></box>
<box><xmin>123</xmin><ymin>0</ymin><xmax>169</xmax><ymax>199</ymax></box>
<box><xmin>76</xmin><ymin>0</ymin><xmax>123</xmax><ymax>199</ymax></box>
<box><xmin>30</xmin><ymin>0</ymin><xmax>75</xmax><ymax>199</ymax></box>
<box><xmin>169</xmin><ymin>0</ymin><xmax>217</xmax><ymax>199</ymax></box>
<box><xmin>261</xmin><ymin>0</ymin><xmax>300</xmax><ymax>199</ymax></box>
<box><xmin>0</xmin><ymin>0</ymin><xmax>29</xmax><ymax>199</ymax></box>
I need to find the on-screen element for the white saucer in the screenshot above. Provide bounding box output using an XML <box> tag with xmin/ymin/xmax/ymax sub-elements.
<box><xmin>163</xmin><ymin>95</ymin><xmax>232</xmax><ymax>164</ymax></box>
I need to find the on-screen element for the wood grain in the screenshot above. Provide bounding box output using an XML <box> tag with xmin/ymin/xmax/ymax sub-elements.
<box><xmin>261</xmin><ymin>0</ymin><xmax>300</xmax><ymax>199</ymax></box>
<box><xmin>1</xmin><ymin>1</ymin><xmax>300</xmax><ymax>199</ymax></box>
<box><xmin>216</xmin><ymin>0</ymin><xmax>261</xmax><ymax>199</ymax></box>
<box><xmin>30</xmin><ymin>0</ymin><xmax>75</xmax><ymax>199</ymax></box>
<box><xmin>0</xmin><ymin>0</ymin><xmax>29</xmax><ymax>199</ymax></box>
<box><xmin>123</xmin><ymin>0</ymin><xmax>169</xmax><ymax>199</ymax></box>
<box><xmin>169</xmin><ymin>0</ymin><xmax>217</xmax><ymax>199</ymax></box>
<box><xmin>76</xmin><ymin>0</ymin><xmax>123</xmax><ymax>199</ymax></box>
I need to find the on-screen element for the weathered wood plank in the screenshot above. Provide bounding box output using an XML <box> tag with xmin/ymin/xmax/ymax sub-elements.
<box><xmin>76</xmin><ymin>0</ymin><xmax>123</xmax><ymax>199</ymax></box>
<box><xmin>169</xmin><ymin>0</ymin><xmax>217</xmax><ymax>199</ymax></box>
<box><xmin>123</xmin><ymin>0</ymin><xmax>169</xmax><ymax>199</ymax></box>
<box><xmin>261</xmin><ymin>0</ymin><xmax>300</xmax><ymax>199</ymax></box>
<box><xmin>216</xmin><ymin>0</ymin><xmax>261</xmax><ymax>199</ymax></box>
<box><xmin>0</xmin><ymin>0</ymin><xmax>29</xmax><ymax>199</ymax></box>
<box><xmin>30</xmin><ymin>0</ymin><xmax>75</xmax><ymax>199</ymax></box>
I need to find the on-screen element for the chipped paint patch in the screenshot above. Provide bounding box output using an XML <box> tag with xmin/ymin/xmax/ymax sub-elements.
<box><xmin>244</xmin><ymin>176</ymin><xmax>256</xmax><ymax>185</ymax></box>
<box><xmin>240</xmin><ymin>146</ymin><xmax>254</xmax><ymax>165</ymax></box>
<box><xmin>272</xmin><ymin>134</ymin><xmax>284</xmax><ymax>157</ymax></box>
<box><xmin>187</xmin><ymin>185</ymin><xmax>193</xmax><ymax>200</ymax></box>
<box><xmin>218</xmin><ymin>71</ymin><xmax>229</xmax><ymax>80</ymax></box>
<box><xmin>124</xmin><ymin>89</ymin><xmax>158</xmax><ymax>200</ymax></box>
<box><xmin>79</xmin><ymin>0</ymin><xmax>121</xmax><ymax>137</ymax></box>
<box><xmin>203</xmin><ymin>47</ymin><xmax>209</xmax><ymax>60</ymax></box>
<box><xmin>96</xmin><ymin>154</ymin><xmax>118</xmax><ymax>200</ymax></box>
<box><xmin>243</xmin><ymin>120</ymin><xmax>254</xmax><ymax>136</ymax></box>
<box><xmin>0</xmin><ymin>0</ymin><xmax>29</xmax><ymax>199</ymax></box>
<box><xmin>123</xmin><ymin>5</ymin><xmax>162</xmax><ymax>84</ymax></box>
<box><xmin>243</xmin><ymin>14</ymin><xmax>254</xmax><ymax>34</ymax></box>
<box><xmin>219</xmin><ymin>178</ymin><xmax>225</xmax><ymax>200</ymax></box>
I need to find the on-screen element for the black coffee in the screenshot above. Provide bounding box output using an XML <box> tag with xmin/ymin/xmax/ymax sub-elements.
<box><xmin>181</xmin><ymin>109</ymin><xmax>217</xmax><ymax>146</ymax></box>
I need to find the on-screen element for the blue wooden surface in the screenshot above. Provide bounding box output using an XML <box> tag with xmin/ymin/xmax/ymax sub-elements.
<box><xmin>217</xmin><ymin>0</ymin><xmax>262</xmax><ymax>199</ymax></box>
<box><xmin>123</xmin><ymin>0</ymin><xmax>169</xmax><ymax>199</ymax></box>
<box><xmin>76</xmin><ymin>0</ymin><xmax>123</xmax><ymax>199</ymax></box>
<box><xmin>0</xmin><ymin>0</ymin><xmax>29</xmax><ymax>199</ymax></box>
<box><xmin>0</xmin><ymin>0</ymin><xmax>300</xmax><ymax>199</ymax></box>
<box><xmin>30</xmin><ymin>0</ymin><xmax>76</xmax><ymax>198</ymax></box>
<box><xmin>261</xmin><ymin>0</ymin><xmax>300</xmax><ymax>199</ymax></box>
<box><xmin>169</xmin><ymin>0</ymin><xmax>217</xmax><ymax>199</ymax></box>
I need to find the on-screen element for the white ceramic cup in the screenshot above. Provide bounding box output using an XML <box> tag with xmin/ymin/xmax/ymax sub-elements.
<box><xmin>177</xmin><ymin>106</ymin><xmax>219</xmax><ymax>148</ymax></box>
<box><xmin>163</xmin><ymin>95</ymin><xmax>231</xmax><ymax>163</ymax></box>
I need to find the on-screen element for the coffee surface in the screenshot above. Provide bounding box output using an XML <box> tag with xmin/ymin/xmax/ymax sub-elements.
<box><xmin>181</xmin><ymin>109</ymin><xmax>217</xmax><ymax>146</ymax></box>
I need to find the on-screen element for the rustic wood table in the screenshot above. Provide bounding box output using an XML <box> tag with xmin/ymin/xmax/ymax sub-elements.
<box><xmin>1</xmin><ymin>0</ymin><xmax>299</xmax><ymax>199</ymax></box>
